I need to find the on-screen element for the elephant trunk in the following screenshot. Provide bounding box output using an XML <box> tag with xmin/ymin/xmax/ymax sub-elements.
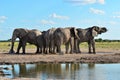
<box><xmin>100</xmin><ymin>27</ymin><xmax>108</xmax><ymax>34</ymax></box>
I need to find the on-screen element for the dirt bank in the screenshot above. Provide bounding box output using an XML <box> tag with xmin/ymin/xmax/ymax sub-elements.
<box><xmin>0</xmin><ymin>52</ymin><xmax>120</xmax><ymax>80</ymax></box>
<box><xmin>0</xmin><ymin>52</ymin><xmax>120</xmax><ymax>64</ymax></box>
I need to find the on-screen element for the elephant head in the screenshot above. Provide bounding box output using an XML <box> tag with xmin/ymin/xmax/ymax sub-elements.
<box><xmin>91</xmin><ymin>26</ymin><xmax>107</xmax><ymax>37</ymax></box>
<box><xmin>9</xmin><ymin>28</ymin><xmax>29</xmax><ymax>54</ymax></box>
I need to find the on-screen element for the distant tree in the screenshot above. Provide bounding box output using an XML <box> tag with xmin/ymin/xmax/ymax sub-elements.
<box><xmin>95</xmin><ymin>38</ymin><xmax>103</xmax><ymax>42</ymax></box>
<box><xmin>7</xmin><ymin>39</ymin><xmax>11</xmax><ymax>41</ymax></box>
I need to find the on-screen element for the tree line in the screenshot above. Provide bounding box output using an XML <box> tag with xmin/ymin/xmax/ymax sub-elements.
<box><xmin>0</xmin><ymin>38</ymin><xmax>120</xmax><ymax>42</ymax></box>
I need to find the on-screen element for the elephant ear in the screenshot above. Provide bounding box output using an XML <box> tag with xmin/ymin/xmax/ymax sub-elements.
<box><xmin>70</xmin><ymin>27</ymin><xmax>79</xmax><ymax>39</ymax></box>
<box><xmin>91</xmin><ymin>26</ymin><xmax>99</xmax><ymax>37</ymax></box>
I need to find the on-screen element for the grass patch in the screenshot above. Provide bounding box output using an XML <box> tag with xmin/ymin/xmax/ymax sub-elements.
<box><xmin>0</xmin><ymin>41</ymin><xmax>120</xmax><ymax>52</ymax></box>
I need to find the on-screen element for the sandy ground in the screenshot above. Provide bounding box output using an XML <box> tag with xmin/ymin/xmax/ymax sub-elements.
<box><xmin>0</xmin><ymin>52</ymin><xmax>120</xmax><ymax>64</ymax></box>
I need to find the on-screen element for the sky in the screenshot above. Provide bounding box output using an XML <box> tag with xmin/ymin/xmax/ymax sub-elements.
<box><xmin>0</xmin><ymin>0</ymin><xmax>120</xmax><ymax>40</ymax></box>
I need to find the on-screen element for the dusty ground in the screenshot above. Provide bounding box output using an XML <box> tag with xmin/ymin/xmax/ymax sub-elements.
<box><xmin>0</xmin><ymin>52</ymin><xmax>120</xmax><ymax>64</ymax></box>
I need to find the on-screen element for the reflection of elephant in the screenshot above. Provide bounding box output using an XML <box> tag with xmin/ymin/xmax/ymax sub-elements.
<box><xmin>53</xmin><ymin>27</ymin><xmax>79</xmax><ymax>54</ymax></box>
<box><xmin>75</xmin><ymin>26</ymin><xmax>107</xmax><ymax>54</ymax></box>
<box><xmin>9</xmin><ymin>28</ymin><xmax>42</xmax><ymax>54</ymax></box>
<box><xmin>44</xmin><ymin>28</ymin><xmax>56</xmax><ymax>54</ymax></box>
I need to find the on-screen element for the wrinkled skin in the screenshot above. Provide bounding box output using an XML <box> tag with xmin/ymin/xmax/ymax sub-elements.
<box><xmin>44</xmin><ymin>28</ymin><xmax>56</xmax><ymax>54</ymax></box>
<box><xmin>9</xmin><ymin>28</ymin><xmax>42</xmax><ymax>54</ymax></box>
<box><xmin>53</xmin><ymin>27</ymin><xmax>79</xmax><ymax>54</ymax></box>
<box><xmin>74</xmin><ymin>26</ymin><xmax>107</xmax><ymax>54</ymax></box>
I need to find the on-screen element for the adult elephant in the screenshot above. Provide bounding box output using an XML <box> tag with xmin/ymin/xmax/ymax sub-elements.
<box><xmin>74</xmin><ymin>26</ymin><xmax>107</xmax><ymax>54</ymax></box>
<box><xmin>53</xmin><ymin>27</ymin><xmax>79</xmax><ymax>54</ymax></box>
<box><xmin>36</xmin><ymin>31</ymin><xmax>46</xmax><ymax>54</ymax></box>
<box><xmin>9</xmin><ymin>28</ymin><xmax>42</xmax><ymax>54</ymax></box>
<box><xmin>44</xmin><ymin>28</ymin><xmax>56</xmax><ymax>54</ymax></box>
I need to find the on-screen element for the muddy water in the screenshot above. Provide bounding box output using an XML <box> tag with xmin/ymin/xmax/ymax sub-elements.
<box><xmin>1</xmin><ymin>63</ymin><xmax>120</xmax><ymax>80</ymax></box>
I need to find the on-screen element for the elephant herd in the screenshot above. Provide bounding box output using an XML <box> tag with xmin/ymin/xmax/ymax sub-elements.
<box><xmin>9</xmin><ymin>26</ymin><xmax>107</xmax><ymax>54</ymax></box>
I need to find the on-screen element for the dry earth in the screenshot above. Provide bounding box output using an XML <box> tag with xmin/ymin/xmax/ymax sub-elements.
<box><xmin>0</xmin><ymin>52</ymin><xmax>120</xmax><ymax>64</ymax></box>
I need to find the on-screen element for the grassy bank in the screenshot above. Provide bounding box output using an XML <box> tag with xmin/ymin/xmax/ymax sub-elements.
<box><xmin>0</xmin><ymin>41</ymin><xmax>120</xmax><ymax>53</ymax></box>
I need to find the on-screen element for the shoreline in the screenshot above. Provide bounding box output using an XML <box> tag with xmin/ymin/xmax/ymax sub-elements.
<box><xmin>0</xmin><ymin>52</ymin><xmax>120</xmax><ymax>80</ymax></box>
<box><xmin>0</xmin><ymin>52</ymin><xmax>120</xmax><ymax>64</ymax></box>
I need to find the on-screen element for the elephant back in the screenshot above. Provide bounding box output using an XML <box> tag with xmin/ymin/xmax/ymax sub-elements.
<box><xmin>28</xmin><ymin>29</ymin><xmax>42</xmax><ymax>39</ymax></box>
<box><xmin>54</xmin><ymin>28</ymin><xmax>70</xmax><ymax>44</ymax></box>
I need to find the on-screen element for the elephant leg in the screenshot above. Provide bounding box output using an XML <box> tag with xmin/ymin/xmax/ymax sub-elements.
<box><xmin>57</xmin><ymin>45</ymin><xmax>61</xmax><ymax>53</ymax></box>
<box><xmin>45</xmin><ymin>46</ymin><xmax>49</xmax><ymax>54</ymax></box>
<box><xmin>50</xmin><ymin>41</ymin><xmax>54</xmax><ymax>54</ymax></box>
<box><xmin>92</xmin><ymin>40</ymin><xmax>96</xmax><ymax>54</ymax></box>
<box><xmin>16</xmin><ymin>41</ymin><xmax>22</xmax><ymax>54</ymax></box>
<box><xmin>22</xmin><ymin>40</ymin><xmax>27</xmax><ymax>54</ymax></box>
<box><xmin>36</xmin><ymin>46</ymin><xmax>39</xmax><ymax>53</ymax></box>
<box><xmin>65</xmin><ymin>42</ymin><xmax>69</xmax><ymax>54</ymax></box>
<box><xmin>39</xmin><ymin>47</ymin><xmax>42</xmax><ymax>54</ymax></box>
<box><xmin>45</xmin><ymin>40</ymin><xmax>49</xmax><ymax>54</ymax></box>
<box><xmin>74</xmin><ymin>39</ymin><xmax>77</xmax><ymax>53</ymax></box>
<box><xmin>77</xmin><ymin>42</ymin><xmax>81</xmax><ymax>53</ymax></box>
<box><xmin>49</xmin><ymin>46</ymin><xmax>52</xmax><ymax>53</ymax></box>
<box><xmin>9</xmin><ymin>42</ymin><xmax>15</xmax><ymax>54</ymax></box>
<box><xmin>70</xmin><ymin>38</ymin><xmax>74</xmax><ymax>54</ymax></box>
<box><xmin>88</xmin><ymin>41</ymin><xmax>92</xmax><ymax>53</ymax></box>
<box><xmin>49</xmin><ymin>42</ymin><xmax>52</xmax><ymax>53</ymax></box>
<box><xmin>53</xmin><ymin>44</ymin><xmax>57</xmax><ymax>54</ymax></box>
<box><xmin>56</xmin><ymin>43</ymin><xmax>63</xmax><ymax>55</ymax></box>
<box><xmin>45</xmin><ymin>45</ymin><xmax>49</xmax><ymax>54</ymax></box>
<box><xmin>42</xmin><ymin>47</ymin><xmax>45</xmax><ymax>54</ymax></box>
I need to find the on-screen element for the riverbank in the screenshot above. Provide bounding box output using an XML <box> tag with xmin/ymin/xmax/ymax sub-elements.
<box><xmin>0</xmin><ymin>52</ymin><xmax>120</xmax><ymax>64</ymax></box>
<box><xmin>0</xmin><ymin>52</ymin><xmax>120</xmax><ymax>80</ymax></box>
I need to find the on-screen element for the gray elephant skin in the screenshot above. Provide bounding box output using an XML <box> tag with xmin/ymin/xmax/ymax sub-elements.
<box><xmin>53</xmin><ymin>27</ymin><xmax>79</xmax><ymax>54</ymax></box>
<box><xmin>44</xmin><ymin>28</ymin><xmax>56</xmax><ymax>54</ymax></box>
<box><xmin>36</xmin><ymin>31</ymin><xmax>46</xmax><ymax>54</ymax></box>
<box><xmin>9</xmin><ymin>28</ymin><xmax>42</xmax><ymax>54</ymax></box>
<box><xmin>74</xmin><ymin>26</ymin><xmax>107</xmax><ymax>54</ymax></box>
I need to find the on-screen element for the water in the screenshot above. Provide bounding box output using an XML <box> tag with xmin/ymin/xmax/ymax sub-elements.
<box><xmin>1</xmin><ymin>63</ymin><xmax>120</xmax><ymax>80</ymax></box>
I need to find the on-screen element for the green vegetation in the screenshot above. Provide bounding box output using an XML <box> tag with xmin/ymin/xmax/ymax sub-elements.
<box><xmin>95</xmin><ymin>38</ymin><xmax>120</xmax><ymax>42</ymax></box>
<box><xmin>0</xmin><ymin>42</ymin><xmax>36</xmax><ymax>52</ymax></box>
<box><xmin>0</xmin><ymin>41</ymin><xmax>120</xmax><ymax>53</ymax></box>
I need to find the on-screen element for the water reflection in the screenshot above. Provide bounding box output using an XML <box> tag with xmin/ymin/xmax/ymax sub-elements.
<box><xmin>1</xmin><ymin>63</ymin><xmax>120</xmax><ymax>80</ymax></box>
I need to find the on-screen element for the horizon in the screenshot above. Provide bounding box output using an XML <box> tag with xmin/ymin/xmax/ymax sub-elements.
<box><xmin>0</xmin><ymin>0</ymin><xmax>120</xmax><ymax>40</ymax></box>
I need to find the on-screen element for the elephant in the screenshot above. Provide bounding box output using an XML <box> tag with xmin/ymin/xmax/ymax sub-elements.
<box><xmin>53</xmin><ymin>27</ymin><xmax>79</xmax><ymax>54</ymax></box>
<box><xmin>9</xmin><ymin>28</ymin><xmax>42</xmax><ymax>54</ymax></box>
<box><xmin>36</xmin><ymin>31</ymin><xmax>46</xmax><ymax>54</ymax></box>
<box><xmin>44</xmin><ymin>28</ymin><xmax>56</xmax><ymax>54</ymax></box>
<box><xmin>74</xmin><ymin>26</ymin><xmax>107</xmax><ymax>54</ymax></box>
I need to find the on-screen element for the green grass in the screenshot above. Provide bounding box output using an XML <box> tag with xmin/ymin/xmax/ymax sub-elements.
<box><xmin>80</xmin><ymin>42</ymin><xmax>120</xmax><ymax>52</ymax></box>
<box><xmin>0</xmin><ymin>41</ymin><xmax>120</xmax><ymax>52</ymax></box>
<box><xmin>0</xmin><ymin>42</ymin><xmax>36</xmax><ymax>52</ymax></box>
